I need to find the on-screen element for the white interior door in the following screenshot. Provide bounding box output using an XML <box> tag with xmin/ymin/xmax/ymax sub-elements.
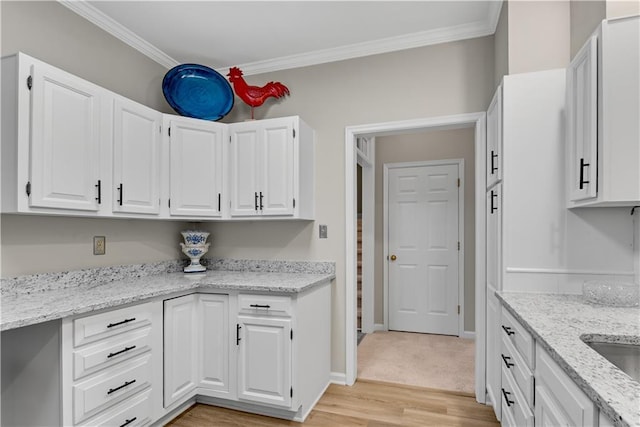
<box><xmin>387</xmin><ymin>162</ymin><xmax>460</xmax><ymax>335</ymax></box>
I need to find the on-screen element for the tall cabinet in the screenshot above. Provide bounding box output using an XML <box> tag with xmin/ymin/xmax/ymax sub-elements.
<box><xmin>485</xmin><ymin>69</ymin><xmax>567</xmax><ymax>422</ymax></box>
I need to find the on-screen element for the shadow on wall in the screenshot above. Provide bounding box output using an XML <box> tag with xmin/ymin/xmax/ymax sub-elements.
<box><xmin>205</xmin><ymin>221</ymin><xmax>316</xmax><ymax>259</ymax></box>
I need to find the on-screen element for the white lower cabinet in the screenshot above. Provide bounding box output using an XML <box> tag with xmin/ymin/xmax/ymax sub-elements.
<box><xmin>237</xmin><ymin>314</ymin><xmax>292</xmax><ymax>408</ymax></box>
<box><xmin>61</xmin><ymin>301</ymin><xmax>163</xmax><ymax>427</ymax></box>
<box><xmin>534</xmin><ymin>342</ymin><xmax>597</xmax><ymax>427</ymax></box>
<box><xmin>163</xmin><ymin>294</ymin><xmax>199</xmax><ymax>407</ymax></box>
<box><xmin>494</xmin><ymin>306</ymin><xmax>598</xmax><ymax>427</ymax></box>
<box><xmin>161</xmin><ymin>284</ymin><xmax>331</xmax><ymax>423</ymax></box>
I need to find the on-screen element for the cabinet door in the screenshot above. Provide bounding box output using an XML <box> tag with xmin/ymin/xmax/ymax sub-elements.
<box><xmin>169</xmin><ymin>118</ymin><xmax>224</xmax><ymax>217</ymax></box>
<box><xmin>567</xmin><ymin>35</ymin><xmax>598</xmax><ymax>202</ymax></box>
<box><xmin>237</xmin><ymin>315</ymin><xmax>292</xmax><ymax>408</ymax></box>
<box><xmin>486</xmin><ymin>184</ymin><xmax>502</xmax><ymax>292</ymax></box>
<box><xmin>486</xmin><ymin>85</ymin><xmax>503</xmax><ymax>189</ymax></box>
<box><xmin>113</xmin><ymin>97</ymin><xmax>162</xmax><ymax>214</ymax></box>
<box><xmin>198</xmin><ymin>294</ymin><xmax>230</xmax><ymax>396</ymax></box>
<box><xmin>229</xmin><ymin>124</ymin><xmax>260</xmax><ymax>216</ymax></box>
<box><xmin>486</xmin><ymin>287</ymin><xmax>501</xmax><ymax>421</ymax></box>
<box><xmin>29</xmin><ymin>61</ymin><xmax>102</xmax><ymax>211</ymax></box>
<box><xmin>260</xmin><ymin>121</ymin><xmax>294</xmax><ymax>216</ymax></box>
<box><xmin>163</xmin><ymin>295</ymin><xmax>198</xmax><ymax>407</ymax></box>
<box><xmin>535</xmin><ymin>343</ymin><xmax>597</xmax><ymax>426</ymax></box>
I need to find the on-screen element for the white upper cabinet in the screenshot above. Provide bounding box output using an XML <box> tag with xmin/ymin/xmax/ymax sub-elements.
<box><xmin>567</xmin><ymin>35</ymin><xmax>598</xmax><ymax>202</ymax></box>
<box><xmin>166</xmin><ymin>116</ymin><xmax>226</xmax><ymax>217</ymax></box>
<box><xmin>113</xmin><ymin>97</ymin><xmax>162</xmax><ymax>215</ymax></box>
<box><xmin>567</xmin><ymin>16</ymin><xmax>640</xmax><ymax>207</ymax></box>
<box><xmin>2</xmin><ymin>53</ymin><xmax>106</xmax><ymax>214</ymax></box>
<box><xmin>229</xmin><ymin>116</ymin><xmax>314</xmax><ymax>219</ymax></box>
<box><xmin>2</xmin><ymin>52</ymin><xmax>315</xmax><ymax>221</ymax></box>
<box><xmin>486</xmin><ymin>84</ymin><xmax>503</xmax><ymax>189</ymax></box>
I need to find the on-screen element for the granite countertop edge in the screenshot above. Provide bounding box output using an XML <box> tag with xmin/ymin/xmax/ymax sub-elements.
<box><xmin>497</xmin><ymin>292</ymin><xmax>640</xmax><ymax>427</ymax></box>
<box><xmin>1</xmin><ymin>269</ymin><xmax>335</xmax><ymax>332</ymax></box>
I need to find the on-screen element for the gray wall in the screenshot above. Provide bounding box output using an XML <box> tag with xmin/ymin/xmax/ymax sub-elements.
<box><xmin>374</xmin><ymin>128</ymin><xmax>476</xmax><ymax>332</ymax></box>
<box><xmin>1</xmin><ymin>1</ymin><xmax>187</xmax><ymax>277</ymax></box>
<box><xmin>570</xmin><ymin>0</ymin><xmax>606</xmax><ymax>58</ymax></box>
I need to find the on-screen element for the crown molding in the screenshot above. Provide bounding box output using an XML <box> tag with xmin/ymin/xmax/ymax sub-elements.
<box><xmin>224</xmin><ymin>19</ymin><xmax>497</xmax><ymax>76</ymax></box>
<box><xmin>58</xmin><ymin>0</ymin><xmax>179</xmax><ymax>69</ymax></box>
<box><xmin>59</xmin><ymin>0</ymin><xmax>501</xmax><ymax>76</ymax></box>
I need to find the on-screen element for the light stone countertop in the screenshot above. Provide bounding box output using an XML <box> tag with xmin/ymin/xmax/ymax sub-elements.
<box><xmin>497</xmin><ymin>292</ymin><xmax>640</xmax><ymax>427</ymax></box>
<box><xmin>1</xmin><ymin>269</ymin><xmax>335</xmax><ymax>332</ymax></box>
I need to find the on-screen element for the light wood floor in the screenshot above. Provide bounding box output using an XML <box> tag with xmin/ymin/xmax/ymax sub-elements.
<box><xmin>166</xmin><ymin>379</ymin><xmax>499</xmax><ymax>426</ymax></box>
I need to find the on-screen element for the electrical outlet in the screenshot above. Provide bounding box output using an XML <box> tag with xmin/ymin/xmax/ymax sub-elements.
<box><xmin>93</xmin><ymin>236</ymin><xmax>106</xmax><ymax>255</ymax></box>
<box><xmin>319</xmin><ymin>225</ymin><xmax>328</xmax><ymax>239</ymax></box>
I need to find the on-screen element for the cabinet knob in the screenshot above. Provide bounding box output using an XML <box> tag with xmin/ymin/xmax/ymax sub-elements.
<box><xmin>390</xmin><ymin>254</ymin><xmax>397</xmax><ymax>261</ymax></box>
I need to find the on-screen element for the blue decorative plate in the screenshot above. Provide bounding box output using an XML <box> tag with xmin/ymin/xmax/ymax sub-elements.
<box><xmin>162</xmin><ymin>64</ymin><xmax>234</xmax><ymax>121</ymax></box>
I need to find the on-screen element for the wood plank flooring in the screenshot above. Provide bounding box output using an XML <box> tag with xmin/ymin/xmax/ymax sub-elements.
<box><xmin>166</xmin><ymin>379</ymin><xmax>499</xmax><ymax>426</ymax></box>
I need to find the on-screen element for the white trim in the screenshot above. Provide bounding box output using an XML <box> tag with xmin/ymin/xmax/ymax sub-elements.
<box><xmin>505</xmin><ymin>267</ymin><xmax>635</xmax><ymax>276</ymax></box>
<box><xmin>329</xmin><ymin>372</ymin><xmax>347</xmax><ymax>386</ymax></box>
<box><xmin>461</xmin><ymin>331</ymin><xmax>476</xmax><ymax>340</ymax></box>
<box><xmin>358</xmin><ymin>138</ymin><xmax>376</xmax><ymax>334</ymax></box>
<box><xmin>373</xmin><ymin>323</ymin><xmax>386</xmax><ymax>332</ymax></box>
<box><xmin>225</xmin><ymin>20</ymin><xmax>498</xmax><ymax>76</ymax></box>
<box><xmin>57</xmin><ymin>0</ymin><xmax>179</xmax><ymax>69</ymax></box>
<box><xmin>58</xmin><ymin>1</ymin><xmax>503</xmax><ymax>76</ymax></box>
<box><xmin>344</xmin><ymin>113</ymin><xmax>486</xmax><ymax>402</ymax></box>
<box><xmin>382</xmin><ymin>159</ymin><xmax>465</xmax><ymax>337</ymax></box>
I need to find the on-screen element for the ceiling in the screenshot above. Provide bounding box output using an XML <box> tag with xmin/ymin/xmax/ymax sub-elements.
<box><xmin>60</xmin><ymin>1</ymin><xmax>503</xmax><ymax>75</ymax></box>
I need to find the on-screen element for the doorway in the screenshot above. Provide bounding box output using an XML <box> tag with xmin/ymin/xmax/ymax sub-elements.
<box><xmin>385</xmin><ymin>160</ymin><xmax>463</xmax><ymax>336</ymax></box>
<box><xmin>344</xmin><ymin>113</ymin><xmax>487</xmax><ymax>403</ymax></box>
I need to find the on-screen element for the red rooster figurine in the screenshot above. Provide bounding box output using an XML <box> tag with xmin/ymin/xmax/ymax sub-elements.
<box><xmin>227</xmin><ymin>67</ymin><xmax>290</xmax><ymax>119</ymax></box>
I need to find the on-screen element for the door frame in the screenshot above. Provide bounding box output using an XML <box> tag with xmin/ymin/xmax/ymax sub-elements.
<box><xmin>344</xmin><ymin>112</ymin><xmax>486</xmax><ymax>404</ymax></box>
<box><xmin>383</xmin><ymin>159</ymin><xmax>464</xmax><ymax>336</ymax></box>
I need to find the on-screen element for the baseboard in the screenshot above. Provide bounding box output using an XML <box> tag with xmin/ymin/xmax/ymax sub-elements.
<box><xmin>330</xmin><ymin>371</ymin><xmax>347</xmax><ymax>385</ymax></box>
<box><xmin>296</xmin><ymin>380</ymin><xmax>331</xmax><ymax>422</ymax></box>
<box><xmin>373</xmin><ymin>323</ymin><xmax>386</xmax><ymax>331</ymax></box>
<box><xmin>461</xmin><ymin>330</ymin><xmax>476</xmax><ymax>340</ymax></box>
<box><xmin>152</xmin><ymin>397</ymin><xmax>196</xmax><ymax>426</ymax></box>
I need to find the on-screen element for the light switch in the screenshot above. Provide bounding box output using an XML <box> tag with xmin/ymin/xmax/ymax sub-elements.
<box><xmin>319</xmin><ymin>225</ymin><xmax>328</xmax><ymax>239</ymax></box>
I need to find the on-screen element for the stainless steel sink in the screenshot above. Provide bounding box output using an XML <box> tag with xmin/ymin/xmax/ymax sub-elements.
<box><xmin>585</xmin><ymin>341</ymin><xmax>640</xmax><ymax>382</ymax></box>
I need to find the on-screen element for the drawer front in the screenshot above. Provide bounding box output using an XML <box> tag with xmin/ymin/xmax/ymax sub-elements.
<box><xmin>238</xmin><ymin>294</ymin><xmax>292</xmax><ymax>317</ymax></box>
<box><xmin>501</xmin><ymin>309</ymin><xmax>534</xmax><ymax>369</ymax></box>
<box><xmin>77</xmin><ymin>389</ymin><xmax>152</xmax><ymax>427</ymax></box>
<box><xmin>74</xmin><ymin>303</ymin><xmax>153</xmax><ymax>347</ymax></box>
<box><xmin>501</xmin><ymin>335</ymin><xmax>534</xmax><ymax>408</ymax></box>
<box><xmin>73</xmin><ymin>354</ymin><xmax>152</xmax><ymax>424</ymax></box>
<box><xmin>73</xmin><ymin>326</ymin><xmax>152</xmax><ymax>380</ymax></box>
<box><xmin>501</xmin><ymin>365</ymin><xmax>534</xmax><ymax>427</ymax></box>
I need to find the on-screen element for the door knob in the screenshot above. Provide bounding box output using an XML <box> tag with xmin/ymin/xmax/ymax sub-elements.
<box><xmin>390</xmin><ymin>254</ymin><xmax>397</xmax><ymax>261</ymax></box>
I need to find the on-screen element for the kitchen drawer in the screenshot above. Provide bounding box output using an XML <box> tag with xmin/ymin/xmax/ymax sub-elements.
<box><xmin>77</xmin><ymin>388</ymin><xmax>152</xmax><ymax>427</ymax></box>
<box><xmin>74</xmin><ymin>303</ymin><xmax>153</xmax><ymax>347</ymax></box>
<box><xmin>501</xmin><ymin>335</ymin><xmax>534</xmax><ymax>408</ymax></box>
<box><xmin>501</xmin><ymin>365</ymin><xmax>534</xmax><ymax>427</ymax></box>
<box><xmin>501</xmin><ymin>309</ymin><xmax>534</xmax><ymax>369</ymax></box>
<box><xmin>238</xmin><ymin>294</ymin><xmax>292</xmax><ymax>317</ymax></box>
<box><xmin>73</xmin><ymin>326</ymin><xmax>152</xmax><ymax>380</ymax></box>
<box><xmin>73</xmin><ymin>353</ymin><xmax>152</xmax><ymax>424</ymax></box>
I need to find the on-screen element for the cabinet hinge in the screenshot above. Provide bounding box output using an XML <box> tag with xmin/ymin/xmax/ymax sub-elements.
<box><xmin>25</xmin><ymin>181</ymin><xmax>31</xmax><ymax>196</ymax></box>
<box><xmin>292</xmin><ymin>129</ymin><xmax>296</xmax><ymax>138</ymax></box>
<box><xmin>293</xmin><ymin>198</ymin><xmax>296</xmax><ymax>208</ymax></box>
<box><xmin>168</xmin><ymin>127</ymin><xmax>171</xmax><ymax>137</ymax></box>
<box><xmin>290</xmin><ymin>329</ymin><xmax>293</xmax><ymax>340</ymax></box>
<box><xmin>26</xmin><ymin>75</ymin><xmax>32</xmax><ymax>90</ymax></box>
<box><xmin>458</xmin><ymin>305</ymin><xmax>460</xmax><ymax>315</ymax></box>
<box><xmin>168</xmin><ymin>199</ymin><xmax>171</xmax><ymax>208</ymax></box>
<box><xmin>457</xmin><ymin>178</ymin><xmax>460</xmax><ymax>187</ymax></box>
<box><xmin>457</xmin><ymin>241</ymin><xmax>460</xmax><ymax>251</ymax></box>
<box><xmin>290</xmin><ymin>387</ymin><xmax>293</xmax><ymax>398</ymax></box>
